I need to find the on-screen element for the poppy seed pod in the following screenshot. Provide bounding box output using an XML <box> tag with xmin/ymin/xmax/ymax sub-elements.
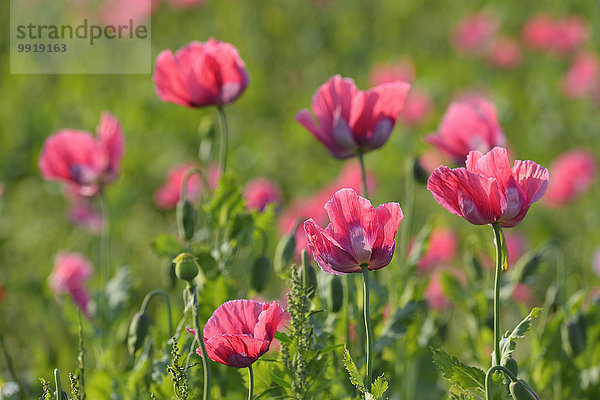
<box><xmin>509</xmin><ymin>380</ymin><xmax>539</xmax><ymax>400</ymax></box>
<box><xmin>251</xmin><ymin>256</ymin><xmax>272</xmax><ymax>293</ymax></box>
<box><xmin>127</xmin><ymin>312</ymin><xmax>150</xmax><ymax>355</ymax></box>
<box><xmin>274</xmin><ymin>232</ymin><xmax>296</xmax><ymax>274</ymax></box>
<box><xmin>173</xmin><ymin>252</ymin><xmax>200</xmax><ymax>282</ymax></box>
<box><xmin>329</xmin><ymin>275</ymin><xmax>344</xmax><ymax>313</ymax></box>
<box><xmin>177</xmin><ymin>200</ymin><xmax>196</xmax><ymax>241</ymax></box>
<box><xmin>503</xmin><ymin>357</ymin><xmax>519</xmax><ymax>377</ymax></box>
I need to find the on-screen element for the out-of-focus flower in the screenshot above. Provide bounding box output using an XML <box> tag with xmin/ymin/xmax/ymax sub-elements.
<box><xmin>452</xmin><ymin>12</ymin><xmax>498</xmax><ymax>54</ymax></box>
<box><xmin>425</xmin><ymin>272</ymin><xmax>449</xmax><ymax>309</ymax></box>
<box><xmin>64</xmin><ymin>188</ymin><xmax>105</xmax><ymax>234</ymax></box>
<box><xmin>166</xmin><ymin>0</ymin><xmax>208</xmax><ymax>8</ymax></box>
<box><xmin>544</xmin><ymin>150</ymin><xmax>596</xmax><ymax>208</ymax></box>
<box><xmin>39</xmin><ymin>112</ymin><xmax>124</xmax><ymax>197</ymax></box>
<box><xmin>243</xmin><ymin>178</ymin><xmax>282</xmax><ymax>212</ymax></box>
<box><xmin>304</xmin><ymin>188</ymin><xmax>403</xmax><ymax>274</ymax></box>
<box><xmin>154</xmin><ymin>163</ymin><xmax>219</xmax><ymax>209</ymax></box>
<box><xmin>0</xmin><ymin>283</ymin><xmax>4</xmax><ymax>304</ymax></box>
<box><xmin>426</xmin><ymin>96</ymin><xmax>506</xmax><ymax>165</ymax></box>
<box><xmin>428</xmin><ymin>147</ymin><xmax>549</xmax><ymax>228</ymax></box>
<box><xmin>562</xmin><ymin>52</ymin><xmax>599</xmax><ymax>99</ymax></box>
<box><xmin>0</xmin><ymin>183</ymin><xmax>3</xmax><ymax>197</ymax></box>
<box><xmin>593</xmin><ymin>247</ymin><xmax>600</xmax><ymax>277</ymax></box>
<box><xmin>100</xmin><ymin>0</ymin><xmax>159</xmax><ymax>25</ymax></box>
<box><xmin>512</xmin><ymin>283</ymin><xmax>532</xmax><ymax>305</ymax></box>
<box><xmin>488</xmin><ymin>37</ymin><xmax>523</xmax><ymax>69</ymax></box>
<box><xmin>296</xmin><ymin>75</ymin><xmax>410</xmax><ymax>159</ymax></box>
<box><xmin>505</xmin><ymin>231</ymin><xmax>528</xmax><ymax>266</ymax></box>
<box><xmin>49</xmin><ymin>252</ymin><xmax>93</xmax><ymax>316</ymax></box>
<box><xmin>522</xmin><ymin>14</ymin><xmax>588</xmax><ymax>55</ymax></box>
<box><xmin>416</xmin><ymin>228</ymin><xmax>458</xmax><ymax>272</ymax></box>
<box><xmin>153</xmin><ymin>39</ymin><xmax>249</xmax><ymax>108</ymax></box>
<box><xmin>195</xmin><ymin>299</ymin><xmax>285</xmax><ymax>368</ymax></box>
<box><xmin>400</xmin><ymin>88</ymin><xmax>433</xmax><ymax>127</ymax></box>
<box><xmin>368</xmin><ymin>61</ymin><xmax>415</xmax><ymax>86</ymax></box>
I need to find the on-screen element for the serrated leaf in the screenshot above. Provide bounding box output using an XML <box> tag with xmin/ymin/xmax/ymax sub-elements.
<box><xmin>371</xmin><ymin>375</ymin><xmax>389</xmax><ymax>399</ymax></box>
<box><xmin>431</xmin><ymin>348</ymin><xmax>485</xmax><ymax>391</ymax></box>
<box><xmin>498</xmin><ymin>308</ymin><xmax>542</xmax><ymax>365</ymax></box>
<box><xmin>342</xmin><ymin>346</ymin><xmax>365</xmax><ymax>393</ymax></box>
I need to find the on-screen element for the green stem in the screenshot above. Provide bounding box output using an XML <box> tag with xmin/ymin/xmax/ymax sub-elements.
<box><xmin>492</xmin><ymin>222</ymin><xmax>502</xmax><ymax>367</ymax></box>
<box><xmin>77</xmin><ymin>311</ymin><xmax>86</xmax><ymax>400</ymax></box>
<box><xmin>357</xmin><ymin>150</ymin><xmax>368</xmax><ymax>199</ymax></box>
<box><xmin>140</xmin><ymin>289</ymin><xmax>173</xmax><ymax>338</ymax></box>
<box><xmin>485</xmin><ymin>365</ymin><xmax>518</xmax><ymax>400</ymax></box>
<box><xmin>54</xmin><ymin>369</ymin><xmax>63</xmax><ymax>400</ymax></box>
<box><xmin>247</xmin><ymin>365</ymin><xmax>254</xmax><ymax>400</ymax></box>
<box><xmin>362</xmin><ymin>265</ymin><xmax>373</xmax><ymax>390</ymax></box>
<box><xmin>188</xmin><ymin>284</ymin><xmax>211</xmax><ymax>400</ymax></box>
<box><xmin>217</xmin><ymin>106</ymin><xmax>229</xmax><ymax>176</ymax></box>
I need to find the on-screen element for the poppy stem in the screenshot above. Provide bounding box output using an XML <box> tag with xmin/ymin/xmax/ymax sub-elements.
<box><xmin>357</xmin><ymin>150</ymin><xmax>369</xmax><ymax>199</ymax></box>
<box><xmin>217</xmin><ymin>106</ymin><xmax>229</xmax><ymax>176</ymax></box>
<box><xmin>188</xmin><ymin>284</ymin><xmax>211</xmax><ymax>400</ymax></box>
<box><xmin>492</xmin><ymin>222</ymin><xmax>502</xmax><ymax>367</ymax></box>
<box><xmin>140</xmin><ymin>289</ymin><xmax>173</xmax><ymax>338</ymax></box>
<box><xmin>361</xmin><ymin>265</ymin><xmax>373</xmax><ymax>390</ymax></box>
<box><xmin>485</xmin><ymin>365</ymin><xmax>518</xmax><ymax>400</ymax></box>
<box><xmin>247</xmin><ymin>365</ymin><xmax>254</xmax><ymax>400</ymax></box>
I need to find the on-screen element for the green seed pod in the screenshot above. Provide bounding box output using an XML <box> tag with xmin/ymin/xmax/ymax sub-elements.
<box><xmin>251</xmin><ymin>256</ymin><xmax>272</xmax><ymax>293</ymax></box>
<box><xmin>176</xmin><ymin>200</ymin><xmax>196</xmax><ymax>241</ymax></box>
<box><xmin>562</xmin><ymin>314</ymin><xmax>587</xmax><ymax>357</ymax></box>
<box><xmin>274</xmin><ymin>233</ymin><xmax>296</xmax><ymax>274</ymax></box>
<box><xmin>305</xmin><ymin>262</ymin><xmax>317</xmax><ymax>299</ymax></box>
<box><xmin>329</xmin><ymin>275</ymin><xmax>344</xmax><ymax>313</ymax></box>
<box><xmin>509</xmin><ymin>380</ymin><xmax>539</xmax><ymax>400</ymax></box>
<box><xmin>503</xmin><ymin>357</ymin><xmax>519</xmax><ymax>377</ymax></box>
<box><xmin>173</xmin><ymin>252</ymin><xmax>200</xmax><ymax>282</ymax></box>
<box><xmin>127</xmin><ymin>312</ymin><xmax>150</xmax><ymax>355</ymax></box>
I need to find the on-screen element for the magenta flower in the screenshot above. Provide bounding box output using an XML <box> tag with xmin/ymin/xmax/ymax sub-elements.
<box><xmin>49</xmin><ymin>252</ymin><xmax>93</xmax><ymax>316</ymax></box>
<box><xmin>243</xmin><ymin>178</ymin><xmax>282</xmax><ymax>212</ymax></box>
<box><xmin>593</xmin><ymin>247</ymin><xmax>600</xmax><ymax>277</ymax></box>
<box><xmin>197</xmin><ymin>300</ymin><xmax>285</xmax><ymax>368</ymax></box>
<box><xmin>487</xmin><ymin>37</ymin><xmax>523</xmax><ymax>70</ymax></box>
<box><xmin>303</xmin><ymin>188</ymin><xmax>403</xmax><ymax>274</ymax></box>
<box><xmin>522</xmin><ymin>14</ymin><xmax>556</xmax><ymax>50</ymax></box>
<box><xmin>505</xmin><ymin>231</ymin><xmax>527</xmax><ymax>266</ymax></box>
<box><xmin>400</xmin><ymin>88</ymin><xmax>433</xmax><ymax>127</ymax></box>
<box><xmin>522</xmin><ymin>14</ymin><xmax>588</xmax><ymax>55</ymax></box>
<box><xmin>153</xmin><ymin>39</ymin><xmax>249</xmax><ymax>108</ymax></box>
<box><xmin>64</xmin><ymin>188</ymin><xmax>105</xmax><ymax>234</ymax></box>
<box><xmin>425</xmin><ymin>272</ymin><xmax>449</xmax><ymax>310</ymax></box>
<box><xmin>368</xmin><ymin>61</ymin><xmax>415</xmax><ymax>86</ymax></box>
<box><xmin>154</xmin><ymin>163</ymin><xmax>220</xmax><ymax>209</ymax></box>
<box><xmin>544</xmin><ymin>150</ymin><xmax>596</xmax><ymax>208</ymax></box>
<box><xmin>296</xmin><ymin>75</ymin><xmax>410</xmax><ymax>159</ymax></box>
<box><xmin>39</xmin><ymin>112</ymin><xmax>124</xmax><ymax>197</ymax></box>
<box><xmin>452</xmin><ymin>12</ymin><xmax>498</xmax><ymax>54</ymax></box>
<box><xmin>426</xmin><ymin>96</ymin><xmax>506</xmax><ymax>165</ymax></box>
<box><xmin>416</xmin><ymin>228</ymin><xmax>458</xmax><ymax>272</ymax></box>
<box><xmin>427</xmin><ymin>147</ymin><xmax>549</xmax><ymax>228</ymax></box>
<box><xmin>512</xmin><ymin>283</ymin><xmax>532</xmax><ymax>305</ymax></box>
<box><xmin>562</xmin><ymin>52</ymin><xmax>599</xmax><ymax>99</ymax></box>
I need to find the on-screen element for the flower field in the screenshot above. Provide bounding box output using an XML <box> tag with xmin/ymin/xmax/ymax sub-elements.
<box><xmin>1</xmin><ymin>1</ymin><xmax>600</xmax><ymax>399</ymax></box>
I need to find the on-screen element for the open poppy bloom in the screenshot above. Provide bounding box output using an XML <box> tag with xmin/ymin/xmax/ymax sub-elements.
<box><xmin>427</xmin><ymin>147</ymin><xmax>549</xmax><ymax>228</ymax></box>
<box><xmin>296</xmin><ymin>75</ymin><xmax>410</xmax><ymax>159</ymax></box>
<box><xmin>303</xmin><ymin>188</ymin><xmax>403</xmax><ymax>274</ymax></box>
<box><xmin>196</xmin><ymin>300</ymin><xmax>285</xmax><ymax>368</ymax></box>
<box><xmin>544</xmin><ymin>150</ymin><xmax>596</xmax><ymax>207</ymax></box>
<box><xmin>153</xmin><ymin>38</ymin><xmax>249</xmax><ymax>108</ymax></box>
<box><xmin>49</xmin><ymin>252</ymin><xmax>94</xmax><ymax>317</ymax></box>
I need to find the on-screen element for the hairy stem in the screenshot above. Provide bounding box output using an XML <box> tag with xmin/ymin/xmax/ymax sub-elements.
<box><xmin>362</xmin><ymin>265</ymin><xmax>373</xmax><ymax>390</ymax></box>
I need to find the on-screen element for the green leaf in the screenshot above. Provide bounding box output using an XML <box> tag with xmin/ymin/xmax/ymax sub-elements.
<box><xmin>151</xmin><ymin>234</ymin><xmax>183</xmax><ymax>257</ymax></box>
<box><xmin>498</xmin><ymin>308</ymin><xmax>542</xmax><ymax>366</ymax></box>
<box><xmin>342</xmin><ymin>346</ymin><xmax>365</xmax><ymax>393</ymax></box>
<box><xmin>431</xmin><ymin>348</ymin><xmax>486</xmax><ymax>391</ymax></box>
<box><xmin>273</xmin><ymin>331</ymin><xmax>292</xmax><ymax>344</ymax></box>
<box><xmin>371</xmin><ymin>375</ymin><xmax>389</xmax><ymax>399</ymax></box>
<box><xmin>270</xmin><ymin>373</ymin><xmax>292</xmax><ymax>390</ymax></box>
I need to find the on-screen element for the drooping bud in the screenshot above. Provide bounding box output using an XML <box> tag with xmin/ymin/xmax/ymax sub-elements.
<box><xmin>562</xmin><ymin>314</ymin><xmax>587</xmax><ymax>357</ymax></box>
<box><xmin>509</xmin><ymin>380</ymin><xmax>539</xmax><ymax>400</ymax></box>
<box><xmin>176</xmin><ymin>200</ymin><xmax>196</xmax><ymax>241</ymax></box>
<box><xmin>274</xmin><ymin>233</ymin><xmax>296</xmax><ymax>274</ymax></box>
<box><xmin>329</xmin><ymin>275</ymin><xmax>344</xmax><ymax>313</ymax></box>
<box><xmin>305</xmin><ymin>262</ymin><xmax>317</xmax><ymax>299</ymax></box>
<box><xmin>251</xmin><ymin>256</ymin><xmax>272</xmax><ymax>293</ymax></box>
<box><xmin>503</xmin><ymin>357</ymin><xmax>519</xmax><ymax>377</ymax></box>
<box><xmin>173</xmin><ymin>252</ymin><xmax>200</xmax><ymax>282</ymax></box>
<box><xmin>127</xmin><ymin>312</ymin><xmax>150</xmax><ymax>355</ymax></box>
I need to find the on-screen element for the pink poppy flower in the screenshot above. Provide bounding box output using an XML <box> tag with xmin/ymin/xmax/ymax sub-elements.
<box><xmin>425</xmin><ymin>272</ymin><xmax>449</xmax><ymax>309</ymax></box>
<box><xmin>416</xmin><ymin>228</ymin><xmax>458</xmax><ymax>272</ymax></box>
<box><xmin>100</xmin><ymin>0</ymin><xmax>159</xmax><ymax>26</ymax></box>
<box><xmin>522</xmin><ymin>14</ymin><xmax>556</xmax><ymax>50</ymax></box>
<box><xmin>426</xmin><ymin>96</ymin><xmax>506</xmax><ymax>165</ymax></box>
<box><xmin>197</xmin><ymin>299</ymin><xmax>285</xmax><ymax>368</ymax></box>
<box><xmin>512</xmin><ymin>283</ymin><xmax>532</xmax><ymax>305</ymax></box>
<box><xmin>427</xmin><ymin>147</ymin><xmax>549</xmax><ymax>228</ymax></box>
<box><xmin>552</xmin><ymin>16</ymin><xmax>588</xmax><ymax>55</ymax></box>
<box><xmin>400</xmin><ymin>88</ymin><xmax>433</xmax><ymax>127</ymax></box>
<box><xmin>368</xmin><ymin>61</ymin><xmax>416</xmax><ymax>86</ymax></box>
<box><xmin>593</xmin><ymin>247</ymin><xmax>600</xmax><ymax>277</ymax></box>
<box><xmin>153</xmin><ymin>39</ymin><xmax>249</xmax><ymax>108</ymax></box>
<box><xmin>64</xmin><ymin>188</ymin><xmax>105</xmax><ymax>234</ymax></box>
<box><xmin>243</xmin><ymin>178</ymin><xmax>282</xmax><ymax>212</ymax></box>
<box><xmin>0</xmin><ymin>283</ymin><xmax>4</xmax><ymax>304</ymax></box>
<box><xmin>296</xmin><ymin>75</ymin><xmax>410</xmax><ymax>159</ymax></box>
<box><xmin>488</xmin><ymin>37</ymin><xmax>523</xmax><ymax>69</ymax></box>
<box><xmin>544</xmin><ymin>150</ymin><xmax>596</xmax><ymax>208</ymax></box>
<box><xmin>452</xmin><ymin>12</ymin><xmax>498</xmax><ymax>54</ymax></box>
<box><xmin>49</xmin><ymin>252</ymin><xmax>93</xmax><ymax>316</ymax></box>
<box><xmin>154</xmin><ymin>163</ymin><xmax>219</xmax><ymax>209</ymax></box>
<box><xmin>303</xmin><ymin>188</ymin><xmax>403</xmax><ymax>274</ymax></box>
<box><xmin>505</xmin><ymin>231</ymin><xmax>527</xmax><ymax>266</ymax></box>
<box><xmin>562</xmin><ymin>52</ymin><xmax>599</xmax><ymax>99</ymax></box>
<box><xmin>39</xmin><ymin>112</ymin><xmax>124</xmax><ymax>197</ymax></box>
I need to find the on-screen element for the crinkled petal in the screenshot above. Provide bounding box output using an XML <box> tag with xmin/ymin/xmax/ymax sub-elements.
<box><xmin>369</xmin><ymin>202</ymin><xmax>403</xmax><ymax>270</ymax></box>
<box><xmin>97</xmin><ymin>112</ymin><xmax>124</xmax><ymax>179</ymax></box>
<box><xmin>512</xmin><ymin>160</ymin><xmax>549</xmax><ymax>205</ymax></box>
<box><xmin>304</xmin><ymin>219</ymin><xmax>360</xmax><ymax>274</ymax></box>
<box><xmin>152</xmin><ymin>49</ymin><xmax>192</xmax><ymax>107</ymax></box>
<box><xmin>202</xmin><ymin>334</ymin><xmax>270</xmax><ymax>368</ymax></box>
<box><xmin>253</xmin><ymin>301</ymin><xmax>285</xmax><ymax>341</ymax></box>
<box><xmin>203</xmin><ymin>299</ymin><xmax>263</xmax><ymax>338</ymax></box>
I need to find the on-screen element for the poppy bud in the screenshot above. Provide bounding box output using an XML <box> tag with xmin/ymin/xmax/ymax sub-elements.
<box><xmin>274</xmin><ymin>233</ymin><xmax>296</xmax><ymax>274</ymax></box>
<box><xmin>127</xmin><ymin>312</ymin><xmax>150</xmax><ymax>355</ymax></box>
<box><xmin>509</xmin><ymin>380</ymin><xmax>539</xmax><ymax>400</ymax></box>
<box><xmin>503</xmin><ymin>357</ymin><xmax>519</xmax><ymax>377</ymax></box>
<box><xmin>177</xmin><ymin>200</ymin><xmax>196</xmax><ymax>241</ymax></box>
<box><xmin>173</xmin><ymin>252</ymin><xmax>200</xmax><ymax>282</ymax></box>
<box><xmin>304</xmin><ymin>262</ymin><xmax>317</xmax><ymax>299</ymax></box>
<box><xmin>251</xmin><ymin>256</ymin><xmax>272</xmax><ymax>293</ymax></box>
<box><xmin>562</xmin><ymin>314</ymin><xmax>587</xmax><ymax>357</ymax></box>
<box><xmin>329</xmin><ymin>275</ymin><xmax>344</xmax><ymax>313</ymax></box>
